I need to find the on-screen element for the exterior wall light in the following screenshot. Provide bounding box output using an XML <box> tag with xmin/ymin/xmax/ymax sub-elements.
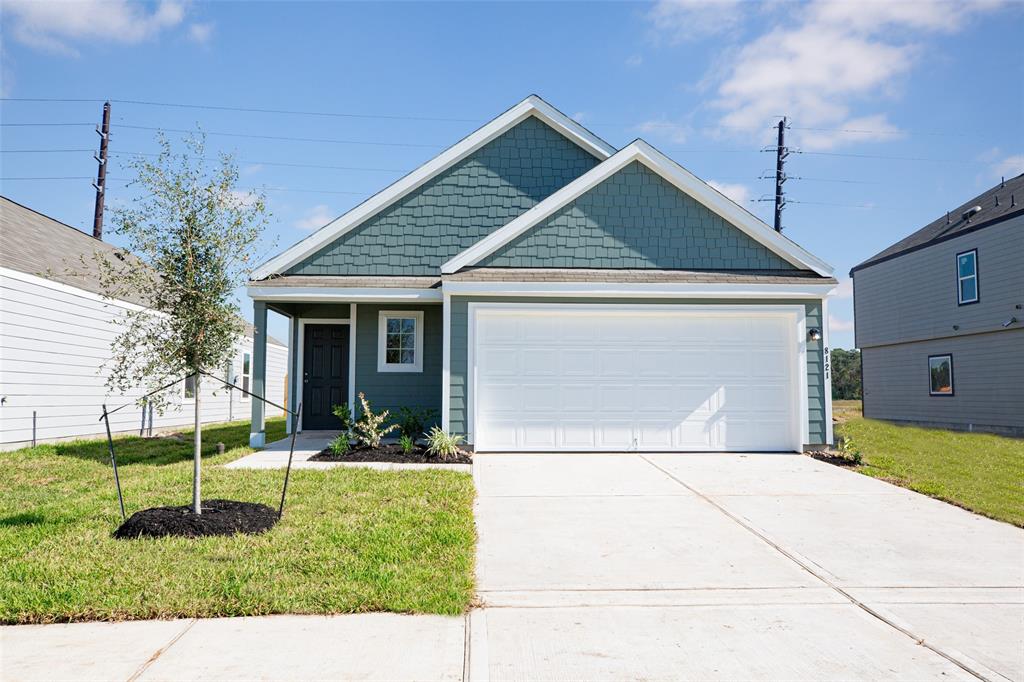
<box><xmin>808</xmin><ymin>328</ymin><xmax>822</xmax><ymax>341</ymax></box>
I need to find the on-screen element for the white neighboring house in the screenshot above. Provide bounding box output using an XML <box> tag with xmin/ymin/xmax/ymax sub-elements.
<box><xmin>0</xmin><ymin>197</ymin><xmax>289</xmax><ymax>451</ymax></box>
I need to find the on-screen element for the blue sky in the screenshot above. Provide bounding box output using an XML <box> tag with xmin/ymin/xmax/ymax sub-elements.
<box><xmin>2</xmin><ymin>0</ymin><xmax>1022</xmax><ymax>348</ymax></box>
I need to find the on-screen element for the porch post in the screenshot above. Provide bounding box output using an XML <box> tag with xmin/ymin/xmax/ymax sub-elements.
<box><xmin>249</xmin><ymin>300</ymin><xmax>268</xmax><ymax>447</ymax></box>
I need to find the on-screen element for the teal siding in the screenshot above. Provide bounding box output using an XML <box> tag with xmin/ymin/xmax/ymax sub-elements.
<box><xmin>478</xmin><ymin>162</ymin><xmax>795</xmax><ymax>270</ymax></box>
<box><xmin>353</xmin><ymin>303</ymin><xmax>442</xmax><ymax>425</ymax></box>
<box><xmin>285</xmin><ymin>116</ymin><xmax>601</xmax><ymax>276</ymax></box>
<box><xmin>448</xmin><ymin>297</ymin><xmax>827</xmax><ymax>447</ymax></box>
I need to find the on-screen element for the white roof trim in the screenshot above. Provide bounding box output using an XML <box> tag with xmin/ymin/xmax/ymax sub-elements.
<box><xmin>251</xmin><ymin>96</ymin><xmax>615</xmax><ymax>280</ymax></box>
<box><xmin>441</xmin><ymin>140</ymin><xmax>834</xmax><ymax>277</ymax></box>
<box><xmin>247</xmin><ymin>285</ymin><xmax>443</xmax><ymax>303</ymax></box>
<box><xmin>442</xmin><ymin>279</ymin><xmax>836</xmax><ymax>299</ymax></box>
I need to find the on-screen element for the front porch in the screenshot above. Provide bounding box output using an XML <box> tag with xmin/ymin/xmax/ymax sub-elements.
<box><xmin>246</xmin><ymin>277</ymin><xmax>445</xmax><ymax>448</ymax></box>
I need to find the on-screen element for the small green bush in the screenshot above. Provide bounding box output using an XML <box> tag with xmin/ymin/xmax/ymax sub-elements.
<box><xmin>399</xmin><ymin>434</ymin><xmax>415</xmax><ymax>455</ymax></box>
<box><xmin>394</xmin><ymin>407</ymin><xmax>438</xmax><ymax>440</ymax></box>
<box><xmin>425</xmin><ymin>427</ymin><xmax>465</xmax><ymax>462</ymax></box>
<box><xmin>329</xmin><ymin>433</ymin><xmax>351</xmax><ymax>455</ymax></box>
<box><xmin>332</xmin><ymin>403</ymin><xmax>355</xmax><ymax>433</ymax></box>
<box><xmin>836</xmin><ymin>435</ymin><xmax>862</xmax><ymax>465</ymax></box>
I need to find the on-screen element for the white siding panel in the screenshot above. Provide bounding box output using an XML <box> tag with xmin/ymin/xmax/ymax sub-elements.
<box><xmin>0</xmin><ymin>272</ymin><xmax>288</xmax><ymax>449</ymax></box>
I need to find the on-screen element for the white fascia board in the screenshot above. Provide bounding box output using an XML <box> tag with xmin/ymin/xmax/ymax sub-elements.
<box><xmin>251</xmin><ymin>96</ymin><xmax>615</xmax><ymax>280</ymax></box>
<box><xmin>441</xmin><ymin>140</ymin><xmax>834</xmax><ymax>277</ymax></box>
<box><xmin>0</xmin><ymin>266</ymin><xmax>149</xmax><ymax>313</ymax></box>
<box><xmin>247</xmin><ymin>285</ymin><xmax>443</xmax><ymax>302</ymax></box>
<box><xmin>441</xmin><ymin>280</ymin><xmax>837</xmax><ymax>299</ymax></box>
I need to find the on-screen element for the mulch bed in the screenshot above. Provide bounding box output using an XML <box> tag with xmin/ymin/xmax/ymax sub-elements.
<box><xmin>806</xmin><ymin>450</ymin><xmax>860</xmax><ymax>468</ymax></box>
<box><xmin>310</xmin><ymin>443</ymin><xmax>472</xmax><ymax>465</ymax></box>
<box><xmin>113</xmin><ymin>499</ymin><xmax>278</xmax><ymax>540</ymax></box>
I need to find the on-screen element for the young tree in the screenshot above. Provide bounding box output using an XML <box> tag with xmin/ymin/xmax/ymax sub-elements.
<box><xmin>89</xmin><ymin>134</ymin><xmax>268</xmax><ymax>514</ymax></box>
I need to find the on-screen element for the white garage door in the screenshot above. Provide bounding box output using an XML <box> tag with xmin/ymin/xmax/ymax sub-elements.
<box><xmin>471</xmin><ymin>305</ymin><xmax>803</xmax><ymax>452</ymax></box>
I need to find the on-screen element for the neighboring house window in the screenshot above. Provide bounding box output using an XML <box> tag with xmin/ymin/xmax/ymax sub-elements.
<box><xmin>183</xmin><ymin>374</ymin><xmax>196</xmax><ymax>400</ymax></box>
<box><xmin>241</xmin><ymin>353</ymin><xmax>251</xmax><ymax>399</ymax></box>
<box><xmin>378</xmin><ymin>311</ymin><xmax>424</xmax><ymax>372</ymax></box>
<box><xmin>956</xmin><ymin>249</ymin><xmax>978</xmax><ymax>305</ymax></box>
<box><xmin>928</xmin><ymin>355</ymin><xmax>954</xmax><ymax>396</ymax></box>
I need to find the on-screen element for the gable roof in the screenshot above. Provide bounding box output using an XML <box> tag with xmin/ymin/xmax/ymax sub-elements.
<box><xmin>441</xmin><ymin>140</ymin><xmax>834</xmax><ymax>277</ymax></box>
<box><xmin>1</xmin><ymin>196</ymin><xmax>286</xmax><ymax>347</ymax></box>
<box><xmin>0</xmin><ymin>195</ymin><xmax>150</xmax><ymax>306</ymax></box>
<box><xmin>851</xmin><ymin>173</ymin><xmax>1024</xmax><ymax>274</ymax></box>
<box><xmin>251</xmin><ymin>95</ymin><xmax>616</xmax><ymax>280</ymax></box>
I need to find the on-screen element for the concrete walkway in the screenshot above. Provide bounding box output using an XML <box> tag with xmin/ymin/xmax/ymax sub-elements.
<box><xmin>4</xmin><ymin>453</ymin><xmax>1022</xmax><ymax>681</ymax></box>
<box><xmin>226</xmin><ymin>431</ymin><xmax>471</xmax><ymax>472</ymax></box>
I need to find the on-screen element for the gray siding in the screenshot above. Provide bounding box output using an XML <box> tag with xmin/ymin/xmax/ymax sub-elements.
<box><xmin>353</xmin><ymin>303</ymin><xmax>442</xmax><ymax>423</ymax></box>
<box><xmin>854</xmin><ymin>216</ymin><xmax>1023</xmax><ymax>348</ymax></box>
<box><xmin>478</xmin><ymin>162</ymin><xmax>797</xmax><ymax>271</ymax></box>
<box><xmin>448</xmin><ymin>296</ymin><xmax>827</xmax><ymax>446</ymax></box>
<box><xmin>285</xmin><ymin>116</ymin><xmax>600</xmax><ymax>276</ymax></box>
<box><xmin>862</xmin><ymin>330</ymin><xmax>1024</xmax><ymax>434</ymax></box>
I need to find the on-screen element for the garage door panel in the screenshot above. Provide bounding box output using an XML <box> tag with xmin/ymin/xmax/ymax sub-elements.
<box><xmin>473</xmin><ymin>308</ymin><xmax>799</xmax><ymax>452</ymax></box>
<box><xmin>561</xmin><ymin>421</ymin><xmax>596</xmax><ymax>448</ymax></box>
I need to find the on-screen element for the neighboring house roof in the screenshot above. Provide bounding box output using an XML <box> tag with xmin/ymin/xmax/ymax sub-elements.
<box><xmin>852</xmin><ymin>173</ymin><xmax>1024</xmax><ymax>273</ymax></box>
<box><xmin>252</xmin><ymin>95</ymin><xmax>616</xmax><ymax>279</ymax></box>
<box><xmin>0</xmin><ymin>195</ymin><xmax>149</xmax><ymax>306</ymax></box>
<box><xmin>1</xmin><ymin>196</ymin><xmax>286</xmax><ymax>347</ymax></box>
<box><xmin>444</xmin><ymin>267</ymin><xmax>835</xmax><ymax>285</ymax></box>
<box><xmin>441</xmin><ymin>140</ymin><xmax>834</xmax><ymax>277</ymax></box>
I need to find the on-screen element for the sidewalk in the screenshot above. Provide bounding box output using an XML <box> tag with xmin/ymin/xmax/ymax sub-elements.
<box><xmin>1</xmin><ymin>614</ymin><xmax>466</xmax><ymax>682</ymax></box>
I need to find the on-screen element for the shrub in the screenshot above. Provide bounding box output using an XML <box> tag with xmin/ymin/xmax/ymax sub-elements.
<box><xmin>425</xmin><ymin>427</ymin><xmax>465</xmax><ymax>462</ymax></box>
<box><xmin>836</xmin><ymin>435</ymin><xmax>863</xmax><ymax>465</ymax></box>
<box><xmin>399</xmin><ymin>434</ymin><xmax>415</xmax><ymax>455</ymax></box>
<box><xmin>329</xmin><ymin>433</ymin><xmax>351</xmax><ymax>455</ymax></box>
<box><xmin>394</xmin><ymin>407</ymin><xmax>438</xmax><ymax>440</ymax></box>
<box><xmin>332</xmin><ymin>403</ymin><xmax>355</xmax><ymax>433</ymax></box>
<box><xmin>354</xmin><ymin>393</ymin><xmax>398</xmax><ymax>449</ymax></box>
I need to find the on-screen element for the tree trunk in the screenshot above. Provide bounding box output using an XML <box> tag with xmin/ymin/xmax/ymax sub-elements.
<box><xmin>192</xmin><ymin>373</ymin><xmax>202</xmax><ymax>514</ymax></box>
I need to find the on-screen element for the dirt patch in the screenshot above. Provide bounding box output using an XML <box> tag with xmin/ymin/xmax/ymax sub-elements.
<box><xmin>310</xmin><ymin>443</ymin><xmax>472</xmax><ymax>465</ymax></box>
<box><xmin>113</xmin><ymin>499</ymin><xmax>278</xmax><ymax>539</ymax></box>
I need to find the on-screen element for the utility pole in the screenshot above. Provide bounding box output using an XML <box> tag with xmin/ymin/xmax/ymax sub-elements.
<box><xmin>773</xmin><ymin>116</ymin><xmax>788</xmax><ymax>233</ymax></box>
<box><xmin>91</xmin><ymin>101</ymin><xmax>111</xmax><ymax>240</ymax></box>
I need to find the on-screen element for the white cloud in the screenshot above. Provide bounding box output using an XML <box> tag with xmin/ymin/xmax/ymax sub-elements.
<box><xmin>187</xmin><ymin>22</ymin><xmax>214</xmax><ymax>44</ymax></box>
<box><xmin>646</xmin><ymin>0</ymin><xmax>744</xmax><ymax>44</ymax></box>
<box><xmin>707</xmin><ymin>0</ymin><xmax>1006</xmax><ymax>151</ymax></box>
<box><xmin>707</xmin><ymin>180</ymin><xmax>751</xmax><ymax>206</ymax></box>
<box><xmin>635</xmin><ymin>119</ymin><xmax>690</xmax><ymax>144</ymax></box>
<box><xmin>294</xmin><ymin>204</ymin><xmax>334</xmax><ymax>231</ymax></box>
<box><xmin>241</xmin><ymin>163</ymin><xmax>265</xmax><ymax>176</ymax></box>
<box><xmin>991</xmin><ymin>154</ymin><xmax>1024</xmax><ymax>180</ymax></box>
<box><xmin>834</xmin><ymin>278</ymin><xmax>853</xmax><ymax>299</ymax></box>
<box><xmin>225</xmin><ymin>190</ymin><xmax>259</xmax><ymax>209</ymax></box>
<box><xmin>829</xmin><ymin>314</ymin><xmax>855</xmax><ymax>332</ymax></box>
<box><xmin>4</xmin><ymin>0</ymin><xmax>186</xmax><ymax>55</ymax></box>
<box><xmin>625</xmin><ymin>54</ymin><xmax>644</xmax><ymax>67</ymax></box>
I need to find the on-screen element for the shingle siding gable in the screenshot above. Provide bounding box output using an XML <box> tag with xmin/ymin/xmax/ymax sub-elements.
<box><xmin>285</xmin><ymin>115</ymin><xmax>601</xmax><ymax>276</ymax></box>
<box><xmin>478</xmin><ymin>161</ymin><xmax>796</xmax><ymax>270</ymax></box>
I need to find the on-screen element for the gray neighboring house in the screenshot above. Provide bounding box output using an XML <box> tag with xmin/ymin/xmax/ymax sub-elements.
<box><xmin>0</xmin><ymin>197</ymin><xmax>289</xmax><ymax>449</ymax></box>
<box><xmin>246</xmin><ymin>96</ymin><xmax>838</xmax><ymax>453</ymax></box>
<box><xmin>852</xmin><ymin>174</ymin><xmax>1024</xmax><ymax>436</ymax></box>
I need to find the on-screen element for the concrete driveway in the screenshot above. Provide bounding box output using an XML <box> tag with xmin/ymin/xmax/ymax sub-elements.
<box><xmin>472</xmin><ymin>452</ymin><xmax>1024</xmax><ymax>681</ymax></box>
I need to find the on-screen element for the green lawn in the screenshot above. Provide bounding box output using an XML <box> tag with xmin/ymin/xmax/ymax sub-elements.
<box><xmin>0</xmin><ymin>418</ymin><xmax>476</xmax><ymax>624</ymax></box>
<box><xmin>837</xmin><ymin>417</ymin><xmax>1024</xmax><ymax>527</ymax></box>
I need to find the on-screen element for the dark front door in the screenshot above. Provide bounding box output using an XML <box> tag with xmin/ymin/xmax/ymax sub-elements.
<box><xmin>302</xmin><ymin>324</ymin><xmax>350</xmax><ymax>430</ymax></box>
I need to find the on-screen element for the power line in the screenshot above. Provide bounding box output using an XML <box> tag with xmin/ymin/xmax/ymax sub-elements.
<box><xmin>110</xmin><ymin>151</ymin><xmax>408</xmax><ymax>174</ymax></box>
<box><xmin>0</xmin><ymin>122</ymin><xmax>95</xmax><ymax>127</ymax></box>
<box><xmin>0</xmin><ymin>175</ymin><xmax>372</xmax><ymax>196</ymax></box>
<box><xmin>0</xmin><ymin>148</ymin><xmax>94</xmax><ymax>153</ymax></box>
<box><xmin>114</xmin><ymin>123</ymin><xmax>447</xmax><ymax>149</ymax></box>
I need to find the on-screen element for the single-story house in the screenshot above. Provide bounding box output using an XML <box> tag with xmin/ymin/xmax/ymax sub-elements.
<box><xmin>852</xmin><ymin>173</ymin><xmax>1023</xmax><ymax>436</ymax></box>
<box><xmin>247</xmin><ymin>96</ymin><xmax>837</xmax><ymax>452</ymax></box>
<box><xmin>0</xmin><ymin>197</ymin><xmax>289</xmax><ymax>450</ymax></box>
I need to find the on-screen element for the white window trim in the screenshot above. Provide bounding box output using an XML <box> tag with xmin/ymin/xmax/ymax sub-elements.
<box><xmin>240</xmin><ymin>352</ymin><xmax>251</xmax><ymax>401</ymax></box>
<box><xmin>956</xmin><ymin>250</ymin><xmax>978</xmax><ymax>305</ymax></box>
<box><xmin>182</xmin><ymin>373</ymin><xmax>197</xmax><ymax>403</ymax></box>
<box><xmin>377</xmin><ymin>310</ymin><xmax>424</xmax><ymax>373</ymax></box>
